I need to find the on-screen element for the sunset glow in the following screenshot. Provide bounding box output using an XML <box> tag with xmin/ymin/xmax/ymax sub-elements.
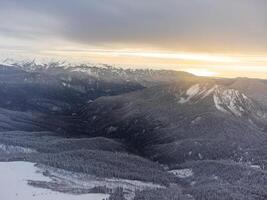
<box><xmin>26</xmin><ymin>48</ymin><xmax>267</xmax><ymax>78</ymax></box>
<box><xmin>183</xmin><ymin>68</ymin><xmax>218</xmax><ymax>77</ymax></box>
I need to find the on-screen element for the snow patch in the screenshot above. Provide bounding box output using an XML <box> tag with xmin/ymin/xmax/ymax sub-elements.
<box><xmin>178</xmin><ymin>84</ymin><xmax>200</xmax><ymax>103</ymax></box>
<box><xmin>186</xmin><ymin>84</ymin><xmax>201</xmax><ymax>97</ymax></box>
<box><xmin>169</xmin><ymin>168</ymin><xmax>193</xmax><ymax>178</ymax></box>
<box><xmin>178</xmin><ymin>84</ymin><xmax>217</xmax><ymax>104</ymax></box>
<box><xmin>250</xmin><ymin>164</ymin><xmax>261</xmax><ymax>170</ymax></box>
<box><xmin>0</xmin><ymin>144</ymin><xmax>36</xmax><ymax>154</ymax></box>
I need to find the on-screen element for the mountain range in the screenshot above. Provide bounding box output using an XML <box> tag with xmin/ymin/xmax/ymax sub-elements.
<box><xmin>1</xmin><ymin>61</ymin><xmax>267</xmax><ymax>199</ymax></box>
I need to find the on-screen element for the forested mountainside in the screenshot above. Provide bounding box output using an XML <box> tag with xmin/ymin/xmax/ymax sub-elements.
<box><xmin>2</xmin><ymin>62</ymin><xmax>267</xmax><ymax>199</ymax></box>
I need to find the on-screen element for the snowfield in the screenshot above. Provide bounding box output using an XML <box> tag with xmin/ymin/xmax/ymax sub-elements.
<box><xmin>0</xmin><ymin>161</ymin><xmax>109</xmax><ymax>200</ymax></box>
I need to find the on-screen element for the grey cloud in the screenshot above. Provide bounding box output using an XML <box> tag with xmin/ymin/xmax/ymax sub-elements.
<box><xmin>1</xmin><ymin>0</ymin><xmax>267</xmax><ymax>52</ymax></box>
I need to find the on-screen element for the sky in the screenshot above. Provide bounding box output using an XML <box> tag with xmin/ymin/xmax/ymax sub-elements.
<box><xmin>1</xmin><ymin>0</ymin><xmax>267</xmax><ymax>78</ymax></box>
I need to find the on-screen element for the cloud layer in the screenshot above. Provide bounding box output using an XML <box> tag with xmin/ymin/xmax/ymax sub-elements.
<box><xmin>1</xmin><ymin>0</ymin><xmax>267</xmax><ymax>53</ymax></box>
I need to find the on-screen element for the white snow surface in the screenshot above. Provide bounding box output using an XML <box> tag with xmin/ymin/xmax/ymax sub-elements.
<box><xmin>0</xmin><ymin>161</ymin><xmax>108</xmax><ymax>200</ymax></box>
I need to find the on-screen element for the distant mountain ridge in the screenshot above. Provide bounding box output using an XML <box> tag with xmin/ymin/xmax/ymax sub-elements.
<box><xmin>0</xmin><ymin>58</ymin><xmax>195</xmax><ymax>86</ymax></box>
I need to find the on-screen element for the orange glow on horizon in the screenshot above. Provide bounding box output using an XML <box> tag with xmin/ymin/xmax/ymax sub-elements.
<box><xmin>5</xmin><ymin>47</ymin><xmax>267</xmax><ymax>79</ymax></box>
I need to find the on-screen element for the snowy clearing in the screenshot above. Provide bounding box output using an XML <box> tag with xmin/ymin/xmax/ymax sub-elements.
<box><xmin>0</xmin><ymin>161</ymin><xmax>108</xmax><ymax>200</ymax></box>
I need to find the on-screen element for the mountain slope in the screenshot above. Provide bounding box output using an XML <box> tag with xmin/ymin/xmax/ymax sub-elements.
<box><xmin>81</xmin><ymin>80</ymin><xmax>267</xmax><ymax>165</ymax></box>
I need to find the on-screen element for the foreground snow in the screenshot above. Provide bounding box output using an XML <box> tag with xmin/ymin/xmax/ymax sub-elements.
<box><xmin>0</xmin><ymin>161</ymin><xmax>108</xmax><ymax>200</ymax></box>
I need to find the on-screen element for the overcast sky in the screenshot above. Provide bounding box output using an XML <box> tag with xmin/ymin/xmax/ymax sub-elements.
<box><xmin>1</xmin><ymin>0</ymin><xmax>267</xmax><ymax>78</ymax></box>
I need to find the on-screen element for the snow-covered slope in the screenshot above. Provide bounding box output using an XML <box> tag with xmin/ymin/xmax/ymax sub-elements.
<box><xmin>213</xmin><ymin>87</ymin><xmax>265</xmax><ymax>118</ymax></box>
<box><xmin>177</xmin><ymin>83</ymin><xmax>266</xmax><ymax>119</ymax></box>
